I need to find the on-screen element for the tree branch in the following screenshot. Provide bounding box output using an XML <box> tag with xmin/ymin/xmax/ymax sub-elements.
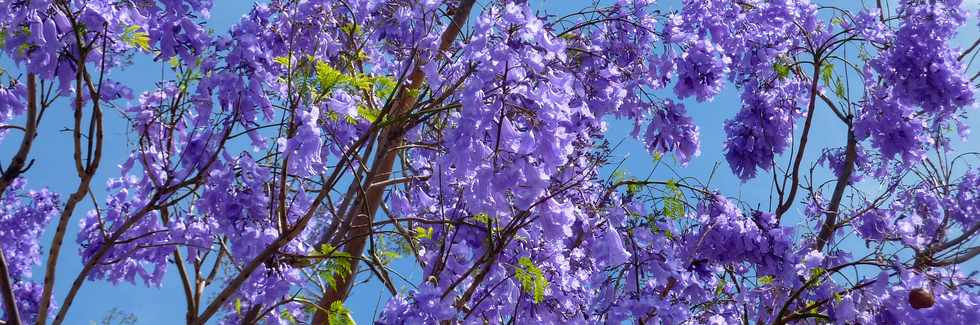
<box><xmin>776</xmin><ymin>62</ymin><xmax>823</xmax><ymax>219</ymax></box>
<box><xmin>38</xmin><ymin>54</ymin><xmax>105</xmax><ymax>325</ymax></box>
<box><xmin>0</xmin><ymin>250</ymin><xmax>21</xmax><ymax>325</ymax></box>
<box><xmin>310</xmin><ymin>1</ymin><xmax>476</xmax><ymax>323</ymax></box>
<box><xmin>929</xmin><ymin>246</ymin><xmax>980</xmax><ymax>267</ymax></box>
<box><xmin>814</xmin><ymin>130</ymin><xmax>857</xmax><ymax>251</ymax></box>
<box><xmin>0</xmin><ymin>74</ymin><xmax>38</xmax><ymax>197</ymax></box>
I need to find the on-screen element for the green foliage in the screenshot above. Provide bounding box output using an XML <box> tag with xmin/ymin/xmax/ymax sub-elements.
<box><xmin>121</xmin><ymin>25</ymin><xmax>151</xmax><ymax>51</ymax></box>
<box><xmin>167</xmin><ymin>56</ymin><xmax>181</xmax><ymax>69</ymax></box>
<box><xmin>357</xmin><ymin>105</ymin><xmax>380</xmax><ymax>123</ymax></box>
<box><xmin>834</xmin><ymin>77</ymin><xmax>846</xmax><ymax>98</ymax></box>
<box><xmin>514</xmin><ymin>257</ymin><xmax>549</xmax><ymax>304</ymax></box>
<box><xmin>472</xmin><ymin>213</ymin><xmax>491</xmax><ymax>225</ymax></box>
<box><xmin>273</xmin><ymin>56</ymin><xmax>291</xmax><ymax>68</ymax></box>
<box><xmin>820</xmin><ymin>63</ymin><xmax>834</xmax><ymax>88</ymax></box>
<box><xmin>648</xmin><ymin>221</ymin><xmax>674</xmax><ymax>240</ymax></box>
<box><xmin>15</xmin><ymin>26</ymin><xmax>30</xmax><ymax>55</ymax></box>
<box><xmin>808</xmin><ymin>267</ymin><xmax>827</xmax><ymax>285</ymax></box>
<box><xmin>314</xmin><ymin>59</ymin><xmax>346</xmax><ymax>90</ymax></box>
<box><xmin>329</xmin><ymin>301</ymin><xmax>357</xmax><ymax>325</ymax></box>
<box><xmin>626</xmin><ymin>181</ymin><xmax>643</xmax><ymax>196</ymax></box>
<box><xmin>280</xmin><ymin>309</ymin><xmax>297</xmax><ymax>324</ymax></box>
<box><xmin>311</xmin><ymin>58</ymin><xmax>391</xmax><ymax>94</ymax></box>
<box><xmin>414</xmin><ymin>226</ymin><xmax>434</xmax><ymax>240</ymax></box>
<box><xmin>374</xmin><ymin>75</ymin><xmax>398</xmax><ymax>99</ymax></box>
<box><xmin>663</xmin><ymin>179</ymin><xmax>685</xmax><ymax>219</ymax></box>
<box><xmin>758</xmin><ymin>275</ymin><xmax>774</xmax><ymax>286</ymax></box>
<box><xmin>270</xmin><ymin>55</ymin><xmax>396</xmax><ymax>108</ymax></box>
<box><xmin>340</xmin><ymin>23</ymin><xmax>362</xmax><ymax>37</ymax></box>
<box><xmin>773</xmin><ymin>61</ymin><xmax>790</xmax><ymax>79</ymax></box>
<box><xmin>317</xmin><ymin>244</ymin><xmax>354</xmax><ymax>290</ymax></box>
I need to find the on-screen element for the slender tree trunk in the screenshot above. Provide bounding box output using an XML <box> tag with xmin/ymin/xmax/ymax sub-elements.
<box><xmin>310</xmin><ymin>1</ymin><xmax>476</xmax><ymax>323</ymax></box>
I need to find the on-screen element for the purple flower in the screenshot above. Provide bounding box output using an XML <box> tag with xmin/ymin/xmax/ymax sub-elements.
<box><xmin>643</xmin><ymin>100</ymin><xmax>701</xmax><ymax>165</ymax></box>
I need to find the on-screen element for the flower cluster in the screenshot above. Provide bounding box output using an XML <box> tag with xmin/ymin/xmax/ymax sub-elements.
<box><xmin>0</xmin><ymin>178</ymin><xmax>60</xmax><ymax>323</ymax></box>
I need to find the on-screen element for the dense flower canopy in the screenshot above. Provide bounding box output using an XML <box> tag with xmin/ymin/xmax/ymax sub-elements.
<box><xmin>0</xmin><ymin>0</ymin><xmax>978</xmax><ymax>324</ymax></box>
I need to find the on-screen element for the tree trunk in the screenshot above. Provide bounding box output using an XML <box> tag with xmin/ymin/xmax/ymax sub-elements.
<box><xmin>310</xmin><ymin>1</ymin><xmax>475</xmax><ymax>323</ymax></box>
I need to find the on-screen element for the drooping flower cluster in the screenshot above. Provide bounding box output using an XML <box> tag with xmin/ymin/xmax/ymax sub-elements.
<box><xmin>683</xmin><ymin>196</ymin><xmax>797</xmax><ymax>279</ymax></box>
<box><xmin>672</xmin><ymin>0</ymin><xmax>822</xmax><ymax>180</ymax></box>
<box><xmin>673</xmin><ymin>39</ymin><xmax>729</xmax><ymax>102</ymax></box>
<box><xmin>857</xmin><ymin>0</ymin><xmax>975</xmax><ymax>164</ymax></box>
<box><xmin>0</xmin><ymin>178</ymin><xmax>60</xmax><ymax>323</ymax></box>
<box><xmin>875</xmin><ymin>0</ymin><xmax>973</xmax><ymax>118</ymax></box>
<box><xmin>643</xmin><ymin>100</ymin><xmax>700</xmax><ymax>164</ymax></box>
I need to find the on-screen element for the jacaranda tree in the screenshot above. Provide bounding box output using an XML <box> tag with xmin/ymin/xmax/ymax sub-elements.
<box><xmin>0</xmin><ymin>0</ymin><xmax>978</xmax><ymax>324</ymax></box>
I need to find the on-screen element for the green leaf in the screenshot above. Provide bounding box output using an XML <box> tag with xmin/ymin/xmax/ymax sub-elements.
<box><xmin>281</xmin><ymin>309</ymin><xmax>297</xmax><ymax>324</ymax></box>
<box><xmin>820</xmin><ymin>63</ymin><xmax>834</xmax><ymax>88</ymax></box>
<box><xmin>373</xmin><ymin>75</ymin><xmax>397</xmax><ymax>99</ymax></box>
<box><xmin>350</xmin><ymin>74</ymin><xmax>373</xmax><ymax>92</ymax></box>
<box><xmin>379</xmin><ymin>250</ymin><xmax>400</xmax><ymax>265</ymax></box>
<box><xmin>123</xmin><ymin>25</ymin><xmax>140</xmax><ymax>35</ymax></box>
<box><xmin>715</xmin><ymin>279</ymin><xmax>727</xmax><ymax>295</ymax></box>
<box><xmin>315</xmin><ymin>60</ymin><xmax>347</xmax><ymax>90</ymax></box>
<box><xmin>414</xmin><ymin>226</ymin><xmax>433</xmax><ymax>240</ymax></box>
<box><xmin>340</xmin><ymin>23</ymin><xmax>362</xmax><ymax>37</ymax></box>
<box><xmin>133</xmin><ymin>33</ymin><xmax>150</xmax><ymax>51</ymax></box>
<box><xmin>514</xmin><ymin>257</ymin><xmax>549</xmax><ymax>304</ymax></box>
<box><xmin>16</xmin><ymin>42</ymin><xmax>29</xmax><ymax>56</ymax></box>
<box><xmin>758</xmin><ymin>275</ymin><xmax>774</xmax><ymax>286</ymax></box>
<box><xmin>317</xmin><ymin>244</ymin><xmax>353</xmax><ymax>290</ymax></box>
<box><xmin>663</xmin><ymin>179</ymin><xmax>685</xmax><ymax>219</ymax></box>
<box><xmin>234</xmin><ymin>298</ymin><xmax>242</xmax><ymax>315</ymax></box>
<box><xmin>773</xmin><ymin>62</ymin><xmax>790</xmax><ymax>79</ymax></box>
<box><xmin>168</xmin><ymin>56</ymin><xmax>181</xmax><ymax>69</ymax></box>
<box><xmin>472</xmin><ymin>213</ymin><xmax>491</xmax><ymax>225</ymax></box>
<box><xmin>626</xmin><ymin>181</ymin><xmax>642</xmax><ymax>196</ymax></box>
<box><xmin>808</xmin><ymin>267</ymin><xmax>827</xmax><ymax>285</ymax></box>
<box><xmin>273</xmin><ymin>56</ymin><xmax>291</xmax><ymax>68</ymax></box>
<box><xmin>405</xmin><ymin>87</ymin><xmax>421</xmax><ymax>100</ymax></box>
<box><xmin>357</xmin><ymin>105</ymin><xmax>379</xmax><ymax>123</ymax></box>
<box><xmin>121</xmin><ymin>25</ymin><xmax>151</xmax><ymax>51</ymax></box>
<box><xmin>834</xmin><ymin>77</ymin><xmax>846</xmax><ymax>98</ymax></box>
<box><xmin>329</xmin><ymin>301</ymin><xmax>357</xmax><ymax>325</ymax></box>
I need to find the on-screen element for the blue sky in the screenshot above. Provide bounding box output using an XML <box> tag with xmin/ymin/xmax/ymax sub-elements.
<box><xmin>1</xmin><ymin>0</ymin><xmax>977</xmax><ymax>324</ymax></box>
